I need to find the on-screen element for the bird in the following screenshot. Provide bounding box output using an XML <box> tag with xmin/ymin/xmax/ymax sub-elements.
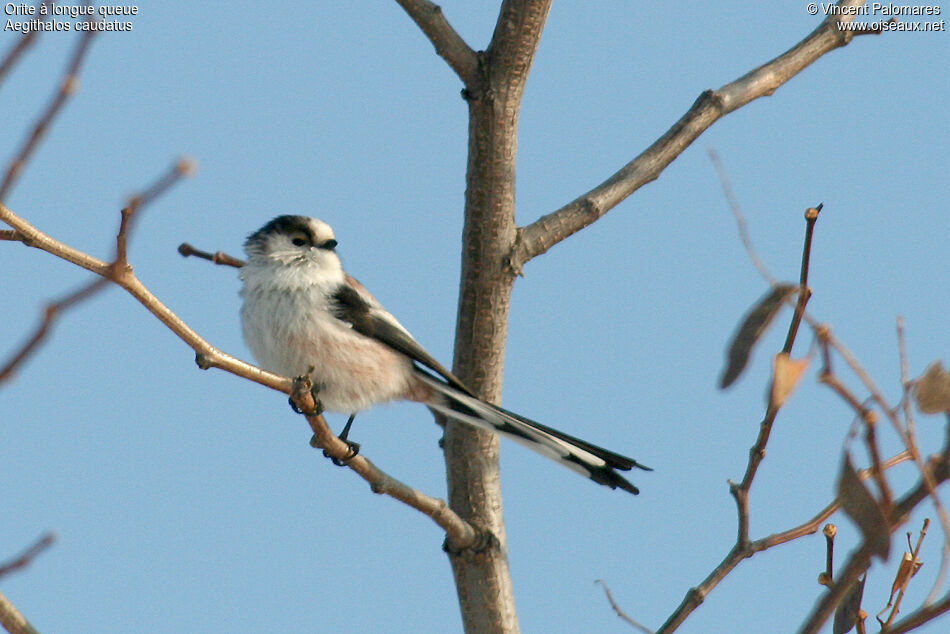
<box><xmin>239</xmin><ymin>215</ymin><xmax>650</xmax><ymax>494</ymax></box>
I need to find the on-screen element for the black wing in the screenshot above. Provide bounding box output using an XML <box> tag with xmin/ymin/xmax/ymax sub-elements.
<box><xmin>329</xmin><ymin>281</ymin><xmax>473</xmax><ymax>396</ymax></box>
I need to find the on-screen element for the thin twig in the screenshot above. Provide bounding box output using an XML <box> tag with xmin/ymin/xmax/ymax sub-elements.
<box><xmin>817</xmin><ymin>325</ymin><xmax>950</xmax><ymax>602</ymax></box>
<box><xmin>595</xmin><ymin>580</ymin><xmax>655</xmax><ymax>633</ymax></box>
<box><xmin>897</xmin><ymin>317</ymin><xmax>916</xmax><ymax>453</ymax></box>
<box><xmin>0</xmin><ymin>15</ymin><xmax>96</xmax><ymax>202</ymax></box>
<box><xmin>115</xmin><ymin>158</ymin><xmax>195</xmax><ymax>266</ymax></box>
<box><xmin>708</xmin><ymin>149</ymin><xmax>777</xmax><ymax>285</ymax></box>
<box><xmin>659</xmin><ymin>204</ymin><xmax>821</xmax><ymax>633</ymax></box>
<box><xmin>656</xmin><ymin>450</ymin><xmax>910</xmax><ymax>634</ymax></box>
<box><xmin>0</xmin><ymin>277</ymin><xmax>107</xmax><ymax>383</ymax></box>
<box><xmin>177</xmin><ymin>243</ymin><xmax>245</xmax><ymax>268</ymax></box>
<box><xmin>782</xmin><ymin>204</ymin><xmax>821</xmax><ymax>354</ymax></box>
<box><xmin>733</xmin><ymin>207</ymin><xmax>820</xmax><ymax>540</ymax></box>
<box><xmin>0</xmin><ymin>159</ymin><xmax>194</xmax><ymax>384</ymax></box>
<box><xmin>753</xmin><ymin>452</ymin><xmax>910</xmax><ymax>552</ymax></box>
<box><xmin>797</xmin><ymin>453</ymin><xmax>950</xmax><ymax>634</ymax></box>
<box><xmin>0</xmin><ymin>533</ymin><xmax>55</xmax><ymax>580</ymax></box>
<box><xmin>820</xmin><ymin>524</ymin><xmax>836</xmax><ymax>587</ymax></box>
<box><xmin>882</xmin><ymin>518</ymin><xmax>929</xmax><ymax>628</ymax></box>
<box><xmin>818</xmin><ymin>366</ymin><xmax>892</xmax><ymax>508</ymax></box>
<box><xmin>0</xmin><ymin>0</ymin><xmax>52</xmax><ymax>88</ymax></box>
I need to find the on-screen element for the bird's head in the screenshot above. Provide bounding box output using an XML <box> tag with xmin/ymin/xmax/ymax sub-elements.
<box><xmin>244</xmin><ymin>215</ymin><xmax>341</xmax><ymax>270</ymax></box>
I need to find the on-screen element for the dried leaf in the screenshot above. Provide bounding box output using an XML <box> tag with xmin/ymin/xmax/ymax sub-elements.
<box><xmin>837</xmin><ymin>453</ymin><xmax>890</xmax><ymax>561</ymax></box>
<box><xmin>770</xmin><ymin>352</ymin><xmax>810</xmax><ymax>408</ymax></box>
<box><xmin>890</xmin><ymin>551</ymin><xmax>923</xmax><ymax>599</ymax></box>
<box><xmin>719</xmin><ymin>284</ymin><xmax>798</xmax><ymax>389</ymax></box>
<box><xmin>833</xmin><ymin>575</ymin><xmax>867</xmax><ymax>634</ymax></box>
<box><xmin>914</xmin><ymin>361</ymin><xmax>950</xmax><ymax>414</ymax></box>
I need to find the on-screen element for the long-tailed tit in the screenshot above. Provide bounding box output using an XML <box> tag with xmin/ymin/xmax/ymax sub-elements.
<box><xmin>239</xmin><ymin>215</ymin><xmax>649</xmax><ymax>494</ymax></box>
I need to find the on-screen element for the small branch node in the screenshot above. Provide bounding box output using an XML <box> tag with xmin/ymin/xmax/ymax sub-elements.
<box><xmin>443</xmin><ymin>524</ymin><xmax>497</xmax><ymax>556</ymax></box>
<box><xmin>194</xmin><ymin>352</ymin><xmax>214</xmax><ymax>370</ymax></box>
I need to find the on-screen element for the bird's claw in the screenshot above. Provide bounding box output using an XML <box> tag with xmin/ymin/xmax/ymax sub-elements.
<box><xmin>288</xmin><ymin>394</ymin><xmax>323</xmax><ymax>417</ymax></box>
<box><xmin>322</xmin><ymin>439</ymin><xmax>361</xmax><ymax>467</ymax></box>
<box><xmin>314</xmin><ymin>413</ymin><xmax>360</xmax><ymax>466</ymax></box>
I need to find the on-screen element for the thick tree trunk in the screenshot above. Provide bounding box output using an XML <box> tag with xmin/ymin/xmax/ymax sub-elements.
<box><xmin>444</xmin><ymin>3</ymin><xmax>551</xmax><ymax>632</ymax></box>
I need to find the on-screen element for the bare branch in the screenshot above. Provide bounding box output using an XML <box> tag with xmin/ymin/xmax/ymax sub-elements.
<box><xmin>817</xmin><ymin>324</ymin><xmax>950</xmax><ymax>599</ymax></box>
<box><xmin>1</xmin><ymin>200</ymin><xmax>290</xmax><ymax>394</ymax></box>
<box><xmin>887</xmin><ymin>587</ymin><xmax>950</xmax><ymax>634</ymax></box>
<box><xmin>115</xmin><ymin>158</ymin><xmax>195</xmax><ymax>266</ymax></box>
<box><xmin>0</xmin><ymin>533</ymin><xmax>55</xmax><ymax>580</ymax></box>
<box><xmin>731</xmin><ymin>210</ymin><xmax>820</xmax><ymax>544</ymax></box>
<box><xmin>0</xmin><ymin>589</ymin><xmax>40</xmax><ymax>634</ymax></box>
<box><xmin>1</xmin><ymin>159</ymin><xmax>194</xmax><ymax>384</ymax></box>
<box><xmin>0</xmin><ymin>20</ymin><xmax>96</xmax><ymax>202</ymax></box>
<box><xmin>595</xmin><ymin>580</ymin><xmax>655</xmax><ymax>633</ymax></box>
<box><xmin>880</xmin><ymin>518</ymin><xmax>929</xmax><ymax>628</ymax></box>
<box><xmin>797</xmin><ymin>453</ymin><xmax>950</xmax><ymax>634</ymax></box>
<box><xmin>657</xmin><ymin>450</ymin><xmax>910</xmax><ymax>634</ymax></box>
<box><xmin>290</xmin><ymin>378</ymin><xmax>479</xmax><ymax>549</ymax></box>
<box><xmin>819</xmin><ymin>524</ymin><xmax>836</xmax><ymax>587</ymax></box>
<box><xmin>4</xmin><ymin>202</ymin><xmax>480</xmax><ymax>549</ymax></box>
<box><xmin>708</xmin><ymin>149</ymin><xmax>778</xmax><ymax>286</ymax></box>
<box><xmin>0</xmin><ymin>1</ymin><xmax>52</xmax><ymax>88</ymax></box>
<box><xmin>178</xmin><ymin>243</ymin><xmax>245</xmax><ymax>268</ymax></box>
<box><xmin>0</xmin><ymin>277</ymin><xmax>107</xmax><ymax>384</ymax></box>
<box><xmin>395</xmin><ymin>0</ymin><xmax>480</xmax><ymax>89</ymax></box>
<box><xmin>510</xmin><ymin>0</ymin><xmax>879</xmax><ymax>272</ymax></box>
<box><xmin>486</xmin><ymin>0</ymin><xmax>552</xmax><ymax>99</ymax></box>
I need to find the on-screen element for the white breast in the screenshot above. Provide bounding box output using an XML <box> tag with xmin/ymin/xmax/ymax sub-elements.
<box><xmin>240</xmin><ymin>263</ymin><xmax>416</xmax><ymax>413</ymax></box>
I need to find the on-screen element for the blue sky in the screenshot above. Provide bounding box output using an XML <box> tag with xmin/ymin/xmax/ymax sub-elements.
<box><xmin>2</xmin><ymin>2</ymin><xmax>948</xmax><ymax>632</ymax></box>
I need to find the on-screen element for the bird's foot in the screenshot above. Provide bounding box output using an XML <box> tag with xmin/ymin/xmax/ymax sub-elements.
<box><xmin>288</xmin><ymin>394</ymin><xmax>323</xmax><ymax>417</ymax></box>
<box><xmin>316</xmin><ymin>413</ymin><xmax>360</xmax><ymax>466</ymax></box>
<box><xmin>289</xmin><ymin>375</ymin><xmax>323</xmax><ymax>417</ymax></box>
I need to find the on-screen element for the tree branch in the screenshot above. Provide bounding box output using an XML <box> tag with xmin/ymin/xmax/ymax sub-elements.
<box><xmin>0</xmin><ymin>533</ymin><xmax>55</xmax><ymax>580</ymax></box>
<box><xmin>0</xmin><ymin>589</ymin><xmax>39</xmax><ymax>634</ymax></box>
<box><xmin>1</xmin><ymin>20</ymin><xmax>96</xmax><ymax>202</ymax></box>
<box><xmin>486</xmin><ymin>0</ymin><xmax>552</xmax><ymax>100</ymax></box>
<box><xmin>596</xmin><ymin>579</ymin><xmax>655</xmax><ymax>633</ymax></box>
<box><xmin>290</xmin><ymin>379</ymin><xmax>479</xmax><ymax>549</ymax></box>
<box><xmin>510</xmin><ymin>0</ymin><xmax>879</xmax><ymax>273</ymax></box>
<box><xmin>1</xmin><ymin>200</ymin><xmax>291</xmax><ymax>393</ymax></box>
<box><xmin>797</xmin><ymin>453</ymin><xmax>950</xmax><ymax>634</ymax></box>
<box><xmin>394</xmin><ymin>0</ymin><xmax>480</xmax><ymax>90</ymax></box>
<box><xmin>177</xmin><ymin>242</ymin><xmax>245</xmax><ymax>268</ymax></box>
<box><xmin>0</xmin><ymin>159</ymin><xmax>193</xmax><ymax>384</ymax></box>
<box><xmin>4</xmin><ymin>199</ymin><xmax>480</xmax><ymax>549</ymax></box>
<box><xmin>0</xmin><ymin>1</ymin><xmax>52</xmax><ymax>88</ymax></box>
<box><xmin>656</xmin><ymin>450</ymin><xmax>910</xmax><ymax>634</ymax></box>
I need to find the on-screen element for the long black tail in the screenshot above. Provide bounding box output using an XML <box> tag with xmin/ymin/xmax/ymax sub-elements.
<box><xmin>415</xmin><ymin>372</ymin><xmax>651</xmax><ymax>495</ymax></box>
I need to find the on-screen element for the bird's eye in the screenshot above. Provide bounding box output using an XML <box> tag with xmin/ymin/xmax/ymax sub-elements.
<box><xmin>290</xmin><ymin>234</ymin><xmax>309</xmax><ymax>247</ymax></box>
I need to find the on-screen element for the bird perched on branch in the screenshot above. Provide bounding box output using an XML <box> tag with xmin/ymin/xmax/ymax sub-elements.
<box><xmin>239</xmin><ymin>215</ymin><xmax>649</xmax><ymax>494</ymax></box>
